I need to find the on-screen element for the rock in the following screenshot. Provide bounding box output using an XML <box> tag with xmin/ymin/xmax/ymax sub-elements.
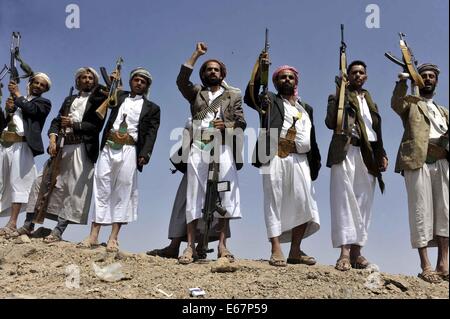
<box><xmin>14</xmin><ymin>235</ymin><xmax>31</xmax><ymax>244</ymax></box>
<box><xmin>23</xmin><ymin>248</ymin><xmax>37</xmax><ymax>258</ymax></box>
<box><xmin>115</xmin><ymin>251</ymin><xmax>134</xmax><ymax>260</ymax></box>
<box><xmin>383</xmin><ymin>275</ymin><xmax>409</xmax><ymax>291</ymax></box>
<box><xmin>211</xmin><ymin>258</ymin><xmax>240</xmax><ymax>273</ymax></box>
<box><xmin>385</xmin><ymin>283</ymin><xmax>402</xmax><ymax>293</ymax></box>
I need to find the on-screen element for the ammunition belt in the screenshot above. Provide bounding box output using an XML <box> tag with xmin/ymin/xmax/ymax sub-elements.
<box><xmin>277</xmin><ymin>137</ymin><xmax>298</xmax><ymax>158</ymax></box>
<box><xmin>64</xmin><ymin>133</ymin><xmax>83</xmax><ymax>145</ymax></box>
<box><xmin>426</xmin><ymin>143</ymin><xmax>448</xmax><ymax>164</ymax></box>
<box><xmin>107</xmin><ymin>131</ymin><xmax>136</xmax><ymax>145</ymax></box>
<box><xmin>0</xmin><ymin>131</ymin><xmax>26</xmax><ymax>145</ymax></box>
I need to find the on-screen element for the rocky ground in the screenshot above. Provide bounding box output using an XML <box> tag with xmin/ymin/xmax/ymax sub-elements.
<box><xmin>0</xmin><ymin>231</ymin><xmax>448</xmax><ymax>299</ymax></box>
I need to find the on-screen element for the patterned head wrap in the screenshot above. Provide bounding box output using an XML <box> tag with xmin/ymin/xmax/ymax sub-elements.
<box><xmin>129</xmin><ymin>67</ymin><xmax>152</xmax><ymax>95</ymax></box>
<box><xmin>27</xmin><ymin>72</ymin><xmax>51</xmax><ymax>95</ymax></box>
<box><xmin>417</xmin><ymin>63</ymin><xmax>440</xmax><ymax>77</ymax></box>
<box><xmin>272</xmin><ymin>65</ymin><xmax>299</xmax><ymax>97</ymax></box>
<box><xmin>75</xmin><ymin>67</ymin><xmax>99</xmax><ymax>90</ymax></box>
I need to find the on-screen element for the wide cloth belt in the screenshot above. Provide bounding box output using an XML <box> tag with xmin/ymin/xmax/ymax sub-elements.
<box><xmin>194</xmin><ymin>129</ymin><xmax>225</xmax><ymax>145</ymax></box>
<box><xmin>0</xmin><ymin>131</ymin><xmax>26</xmax><ymax>144</ymax></box>
<box><xmin>64</xmin><ymin>133</ymin><xmax>82</xmax><ymax>145</ymax></box>
<box><xmin>277</xmin><ymin>137</ymin><xmax>298</xmax><ymax>158</ymax></box>
<box><xmin>426</xmin><ymin>143</ymin><xmax>448</xmax><ymax>164</ymax></box>
<box><xmin>107</xmin><ymin>131</ymin><xmax>136</xmax><ymax>145</ymax></box>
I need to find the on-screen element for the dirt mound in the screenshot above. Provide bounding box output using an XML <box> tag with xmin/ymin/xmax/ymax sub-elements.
<box><xmin>0</xmin><ymin>235</ymin><xmax>447</xmax><ymax>299</ymax></box>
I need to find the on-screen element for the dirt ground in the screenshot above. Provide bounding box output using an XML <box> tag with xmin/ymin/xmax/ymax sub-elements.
<box><xmin>0</xmin><ymin>234</ymin><xmax>448</xmax><ymax>299</ymax></box>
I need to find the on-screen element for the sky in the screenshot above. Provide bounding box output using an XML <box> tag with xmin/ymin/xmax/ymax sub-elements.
<box><xmin>0</xmin><ymin>0</ymin><xmax>448</xmax><ymax>277</ymax></box>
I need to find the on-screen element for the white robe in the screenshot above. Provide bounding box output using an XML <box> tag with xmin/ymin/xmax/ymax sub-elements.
<box><xmin>404</xmin><ymin>159</ymin><xmax>449</xmax><ymax>248</ymax></box>
<box><xmin>93</xmin><ymin>144</ymin><xmax>138</xmax><ymax>224</ymax></box>
<box><xmin>262</xmin><ymin>153</ymin><xmax>320</xmax><ymax>243</ymax></box>
<box><xmin>186</xmin><ymin>143</ymin><xmax>241</xmax><ymax>224</ymax></box>
<box><xmin>26</xmin><ymin>144</ymin><xmax>94</xmax><ymax>224</ymax></box>
<box><xmin>0</xmin><ymin>142</ymin><xmax>37</xmax><ymax>216</ymax></box>
<box><xmin>330</xmin><ymin>145</ymin><xmax>375</xmax><ymax>247</ymax></box>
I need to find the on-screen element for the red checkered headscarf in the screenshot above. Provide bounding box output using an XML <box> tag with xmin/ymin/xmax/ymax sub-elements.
<box><xmin>272</xmin><ymin>65</ymin><xmax>299</xmax><ymax>97</ymax></box>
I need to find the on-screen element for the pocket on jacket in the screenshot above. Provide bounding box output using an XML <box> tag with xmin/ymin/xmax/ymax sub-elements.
<box><xmin>399</xmin><ymin>140</ymin><xmax>414</xmax><ymax>161</ymax></box>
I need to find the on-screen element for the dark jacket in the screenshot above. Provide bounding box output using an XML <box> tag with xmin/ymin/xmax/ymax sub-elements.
<box><xmin>12</xmin><ymin>95</ymin><xmax>52</xmax><ymax>156</ymax></box>
<box><xmin>325</xmin><ymin>88</ymin><xmax>387</xmax><ymax>191</ymax></box>
<box><xmin>244</xmin><ymin>83</ymin><xmax>321</xmax><ymax>181</ymax></box>
<box><xmin>100</xmin><ymin>90</ymin><xmax>160</xmax><ymax>172</ymax></box>
<box><xmin>48</xmin><ymin>85</ymin><xmax>107</xmax><ymax>163</ymax></box>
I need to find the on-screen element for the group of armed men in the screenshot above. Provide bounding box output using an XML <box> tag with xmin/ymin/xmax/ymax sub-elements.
<box><xmin>0</xmin><ymin>42</ymin><xmax>448</xmax><ymax>284</ymax></box>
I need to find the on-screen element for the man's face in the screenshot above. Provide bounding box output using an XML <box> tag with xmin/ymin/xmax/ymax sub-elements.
<box><xmin>276</xmin><ymin>70</ymin><xmax>296</xmax><ymax>96</ymax></box>
<box><xmin>419</xmin><ymin>70</ymin><xmax>437</xmax><ymax>95</ymax></box>
<box><xmin>29</xmin><ymin>77</ymin><xmax>48</xmax><ymax>96</ymax></box>
<box><xmin>78</xmin><ymin>71</ymin><xmax>95</xmax><ymax>92</ymax></box>
<box><xmin>130</xmin><ymin>75</ymin><xmax>148</xmax><ymax>95</ymax></box>
<box><xmin>203</xmin><ymin>61</ymin><xmax>222</xmax><ymax>86</ymax></box>
<box><xmin>348</xmin><ymin>65</ymin><xmax>367</xmax><ymax>90</ymax></box>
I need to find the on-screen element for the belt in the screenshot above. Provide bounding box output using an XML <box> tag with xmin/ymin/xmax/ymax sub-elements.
<box><xmin>0</xmin><ymin>131</ymin><xmax>26</xmax><ymax>146</ymax></box>
<box><xmin>107</xmin><ymin>131</ymin><xmax>136</xmax><ymax>145</ymax></box>
<box><xmin>426</xmin><ymin>143</ymin><xmax>447</xmax><ymax>164</ymax></box>
<box><xmin>64</xmin><ymin>133</ymin><xmax>82</xmax><ymax>145</ymax></box>
<box><xmin>277</xmin><ymin>138</ymin><xmax>298</xmax><ymax>158</ymax></box>
<box><xmin>350</xmin><ymin>136</ymin><xmax>361</xmax><ymax>147</ymax></box>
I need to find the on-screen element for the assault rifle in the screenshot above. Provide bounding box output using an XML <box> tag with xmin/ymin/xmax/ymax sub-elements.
<box><xmin>249</xmin><ymin>28</ymin><xmax>271</xmax><ymax>130</ymax></box>
<box><xmin>385</xmin><ymin>33</ymin><xmax>424</xmax><ymax>96</ymax></box>
<box><xmin>4</xmin><ymin>32</ymin><xmax>33</xmax><ymax>124</ymax></box>
<box><xmin>33</xmin><ymin>86</ymin><xmax>74</xmax><ymax>224</ymax></box>
<box><xmin>96</xmin><ymin>57</ymin><xmax>124</xmax><ymax>119</ymax></box>
<box><xmin>334</xmin><ymin>24</ymin><xmax>350</xmax><ymax>134</ymax></box>
<box><xmin>198</xmin><ymin>143</ymin><xmax>230</xmax><ymax>258</ymax></box>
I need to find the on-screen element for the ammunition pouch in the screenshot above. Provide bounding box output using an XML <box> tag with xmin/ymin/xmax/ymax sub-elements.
<box><xmin>64</xmin><ymin>133</ymin><xmax>82</xmax><ymax>145</ymax></box>
<box><xmin>426</xmin><ymin>143</ymin><xmax>448</xmax><ymax>164</ymax></box>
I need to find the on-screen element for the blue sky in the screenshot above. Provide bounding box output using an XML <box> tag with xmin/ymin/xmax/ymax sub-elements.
<box><xmin>1</xmin><ymin>0</ymin><xmax>448</xmax><ymax>276</ymax></box>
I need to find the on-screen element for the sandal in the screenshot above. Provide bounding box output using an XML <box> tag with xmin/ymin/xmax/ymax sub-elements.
<box><xmin>106</xmin><ymin>239</ymin><xmax>119</xmax><ymax>252</ymax></box>
<box><xmin>437</xmin><ymin>272</ymin><xmax>449</xmax><ymax>282</ymax></box>
<box><xmin>76</xmin><ymin>237</ymin><xmax>100</xmax><ymax>249</ymax></box>
<box><xmin>269</xmin><ymin>251</ymin><xmax>287</xmax><ymax>267</ymax></box>
<box><xmin>146</xmin><ymin>246</ymin><xmax>179</xmax><ymax>259</ymax></box>
<box><xmin>218</xmin><ymin>247</ymin><xmax>235</xmax><ymax>262</ymax></box>
<box><xmin>351</xmin><ymin>255</ymin><xmax>370</xmax><ymax>269</ymax></box>
<box><xmin>5</xmin><ymin>226</ymin><xmax>32</xmax><ymax>239</ymax></box>
<box><xmin>335</xmin><ymin>256</ymin><xmax>352</xmax><ymax>271</ymax></box>
<box><xmin>418</xmin><ymin>269</ymin><xmax>442</xmax><ymax>284</ymax></box>
<box><xmin>43</xmin><ymin>233</ymin><xmax>62</xmax><ymax>244</ymax></box>
<box><xmin>0</xmin><ymin>226</ymin><xmax>16</xmax><ymax>237</ymax></box>
<box><xmin>287</xmin><ymin>250</ymin><xmax>316</xmax><ymax>265</ymax></box>
<box><xmin>178</xmin><ymin>247</ymin><xmax>198</xmax><ymax>265</ymax></box>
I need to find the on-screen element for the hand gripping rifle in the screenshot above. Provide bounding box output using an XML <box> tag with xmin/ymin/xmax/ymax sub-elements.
<box><xmin>33</xmin><ymin>86</ymin><xmax>74</xmax><ymax>224</ymax></box>
<box><xmin>334</xmin><ymin>24</ymin><xmax>350</xmax><ymax>135</ymax></box>
<box><xmin>249</xmin><ymin>28</ymin><xmax>271</xmax><ymax>131</ymax></box>
<box><xmin>385</xmin><ymin>33</ymin><xmax>424</xmax><ymax>96</ymax></box>
<box><xmin>96</xmin><ymin>57</ymin><xmax>124</xmax><ymax>119</ymax></box>
<box><xmin>198</xmin><ymin>142</ymin><xmax>230</xmax><ymax>258</ymax></box>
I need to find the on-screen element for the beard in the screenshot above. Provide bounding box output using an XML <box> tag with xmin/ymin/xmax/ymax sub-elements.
<box><xmin>203</xmin><ymin>76</ymin><xmax>222</xmax><ymax>86</ymax></box>
<box><xmin>278</xmin><ymin>82</ymin><xmax>295</xmax><ymax>96</ymax></box>
<box><xmin>419</xmin><ymin>83</ymin><xmax>436</xmax><ymax>96</ymax></box>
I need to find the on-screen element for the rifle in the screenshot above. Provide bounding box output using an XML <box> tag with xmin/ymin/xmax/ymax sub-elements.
<box><xmin>385</xmin><ymin>32</ymin><xmax>424</xmax><ymax>96</ymax></box>
<box><xmin>4</xmin><ymin>32</ymin><xmax>33</xmax><ymax>127</ymax></box>
<box><xmin>96</xmin><ymin>57</ymin><xmax>124</xmax><ymax>119</ymax></box>
<box><xmin>198</xmin><ymin>144</ymin><xmax>230</xmax><ymax>258</ymax></box>
<box><xmin>0</xmin><ymin>65</ymin><xmax>8</xmax><ymax>131</ymax></box>
<box><xmin>33</xmin><ymin>86</ymin><xmax>74</xmax><ymax>224</ymax></box>
<box><xmin>334</xmin><ymin>24</ymin><xmax>349</xmax><ymax>135</ymax></box>
<box><xmin>249</xmin><ymin>28</ymin><xmax>271</xmax><ymax>130</ymax></box>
